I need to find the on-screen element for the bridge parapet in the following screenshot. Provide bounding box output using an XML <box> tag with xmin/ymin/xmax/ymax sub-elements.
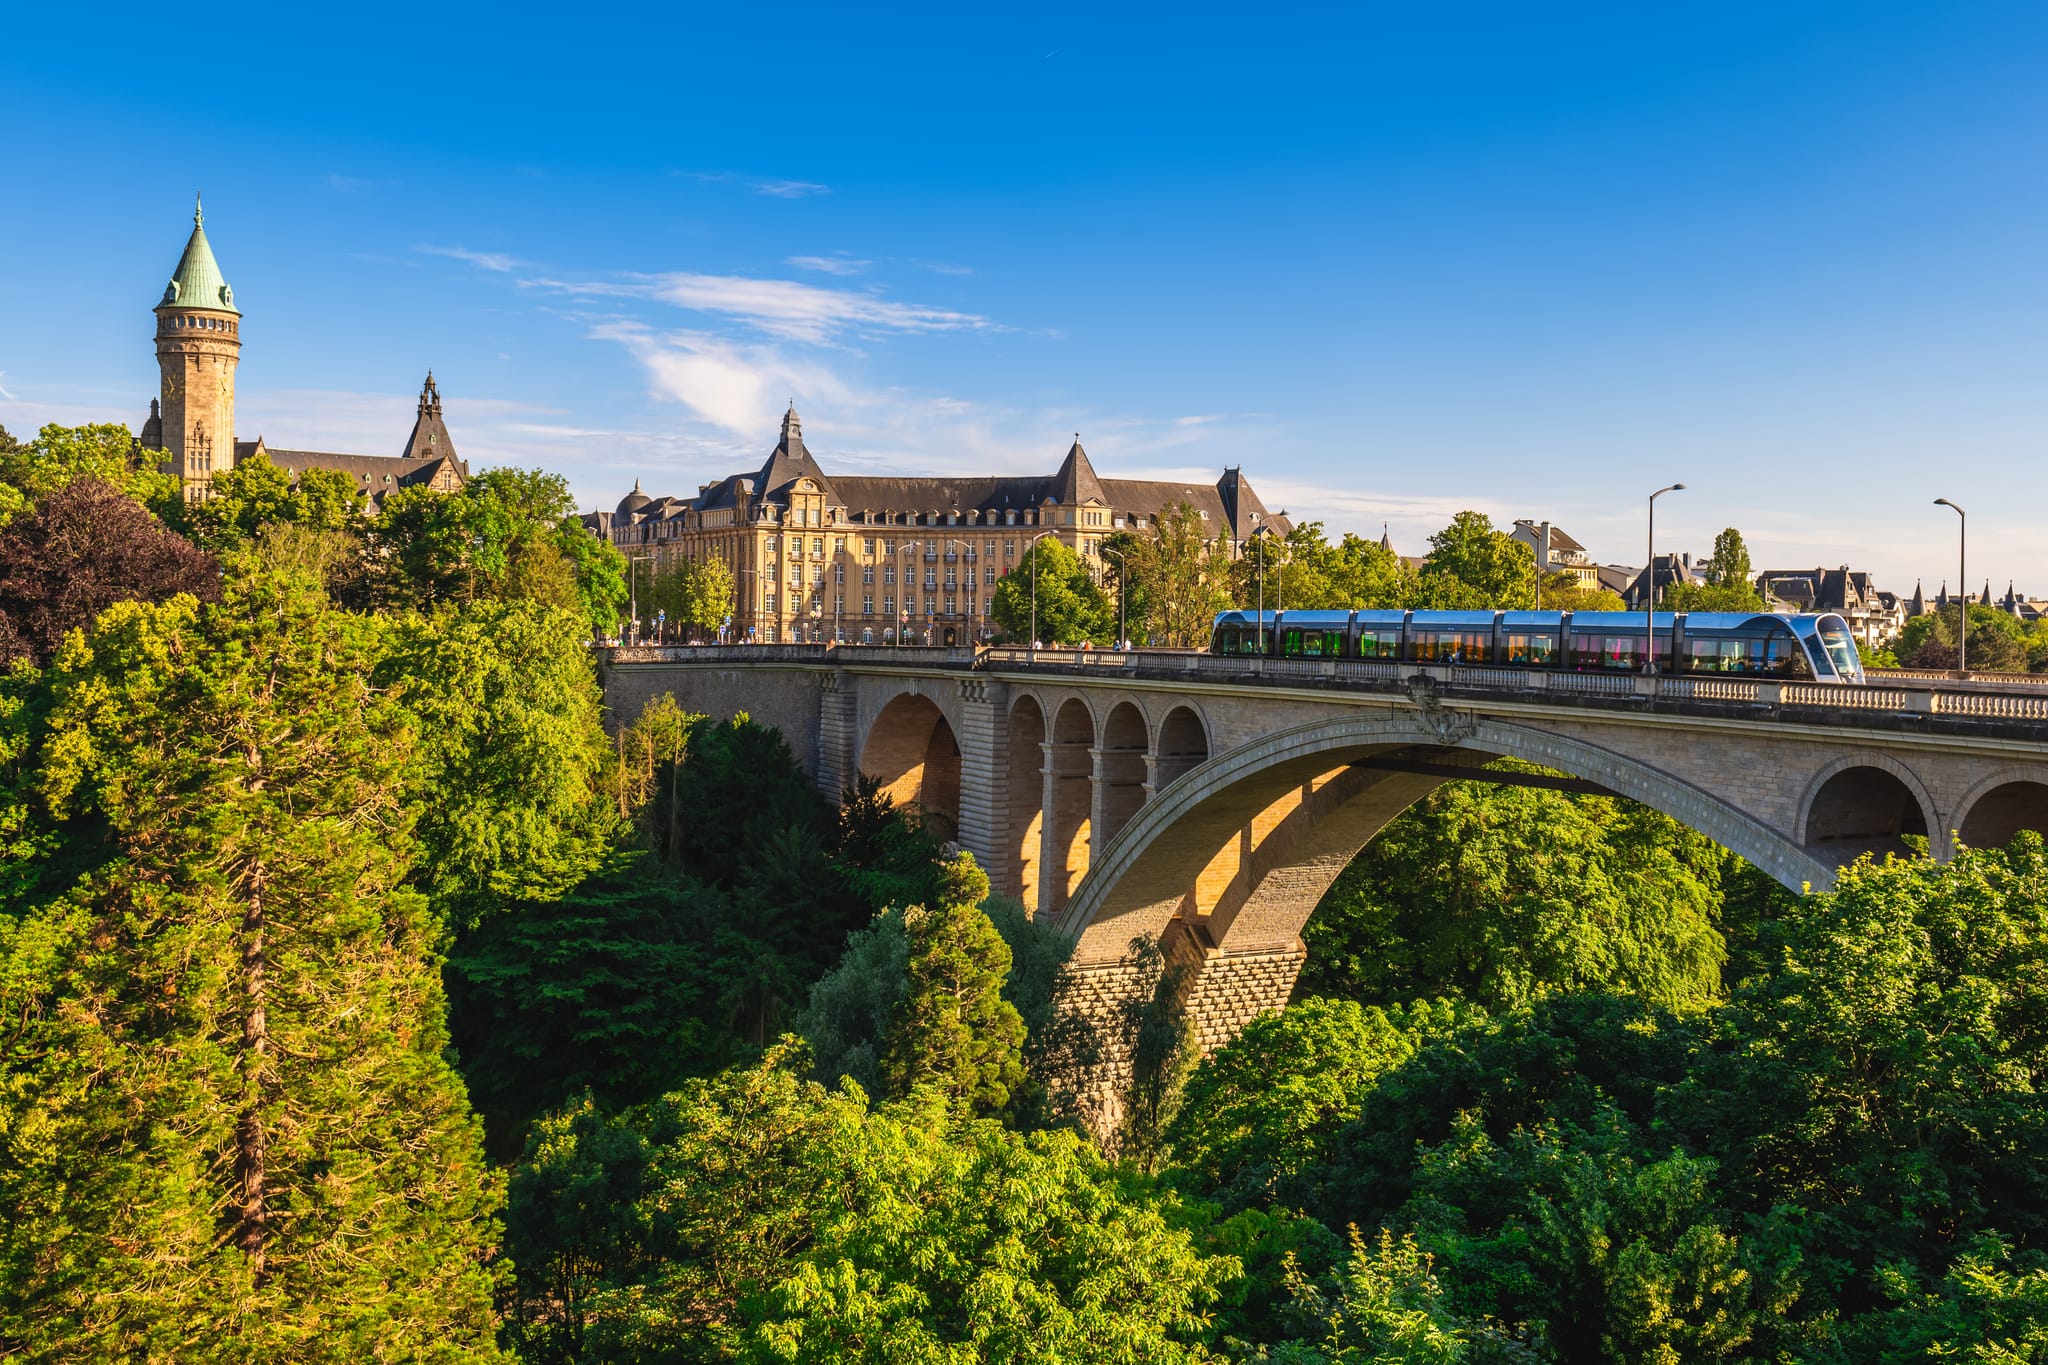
<box><xmin>978</xmin><ymin>649</ymin><xmax>2048</xmax><ymax>732</ymax></box>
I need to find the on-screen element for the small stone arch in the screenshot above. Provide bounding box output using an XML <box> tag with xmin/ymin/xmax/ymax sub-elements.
<box><xmin>1796</xmin><ymin>753</ymin><xmax>1938</xmax><ymax>866</ymax></box>
<box><xmin>1954</xmin><ymin>766</ymin><xmax>2048</xmax><ymax>851</ymax></box>
<box><xmin>1058</xmin><ymin>713</ymin><xmax>1832</xmax><ymax>965</ymax></box>
<box><xmin>1005</xmin><ymin>694</ymin><xmax>1048</xmax><ymax>905</ymax></box>
<box><xmin>1098</xmin><ymin>702</ymin><xmax>1150</xmax><ymax>848</ymax></box>
<box><xmin>859</xmin><ymin>693</ymin><xmax>962</xmax><ymax>840</ymax></box>
<box><xmin>1154</xmin><ymin>705</ymin><xmax>1210</xmax><ymax>792</ymax></box>
<box><xmin>1045</xmin><ymin>697</ymin><xmax>1099</xmax><ymax>915</ymax></box>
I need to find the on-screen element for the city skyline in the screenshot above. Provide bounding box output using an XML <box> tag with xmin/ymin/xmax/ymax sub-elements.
<box><xmin>6</xmin><ymin>3</ymin><xmax>2048</xmax><ymax>594</ymax></box>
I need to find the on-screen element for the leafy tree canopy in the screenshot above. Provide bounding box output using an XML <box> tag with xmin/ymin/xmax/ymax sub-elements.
<box><xmin>0</xmin><ymin>421</ymin><xmax>178</xmax><ymax>524</ymax></box>
<box><xmin>1300</xmin><ymin>769</ymin><xmax>1730</xmax><ymax>1015</ymax></box>
<box><xmin>502</xmin><ymin>1045</ymin><xmax>1237</xmax><ymax>1364</ymax></box>
<box><xmin>0</xmin><ymin>477</ymin><xmax>219</xmax><ymax>667</ymax></box>
<box><xmin>1419</xmin><ymin>512</ymin><xmax>1535</xmax><ymax>609</ymax></box>
<box><xmin>989</xmin><ymin>536</ymin><xmax>1114</xmax><ymax>645</ymax></box>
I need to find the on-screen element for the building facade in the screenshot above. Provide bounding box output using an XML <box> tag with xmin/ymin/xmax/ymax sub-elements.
<box><xmin>590</xmin><ymin>406</ymin><xmax>1291</xmax><ymax>643</ymax></box>
<box><xmin>139</xmin><ymin>199</ymin><xmax>469</xmax><ymax>506</ymax></box>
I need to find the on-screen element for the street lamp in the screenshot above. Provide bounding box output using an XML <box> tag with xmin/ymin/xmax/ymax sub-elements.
<box><xmin>1252</xmin><ymin>526</ymin><xmax>1277</xmax><ymax>651</ymax></box>
<box><xmin>1644</xmin><ymin>484</ymin><xmax>1686</xmax><ymax>674</ymax></box>
<box><xmin>945</xmin><ymin>537</ymin><xmax>977</xmax><ymax>646</ymax></box>
<box><xmin>625</xmin><ymin>552</ymin><xmax>654</xmax><ymax>645</ymax></box>
<box><xmin>1935</xmin><ymin>498</ymin><xmax>1967</xmax><ymax>676</ymax></box>
<box><xmin>1100</xmin><ymin>544</ymin><xmax>1130</xmax><ymax>650</ymax></box>
<box><xmin>1025</xmin><ymin>529</ymin><xmax>1057</xmax><ymax>650</ymax></box>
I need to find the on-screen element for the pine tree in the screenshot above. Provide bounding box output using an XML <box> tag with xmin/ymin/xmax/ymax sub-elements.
<box><xmin>880</xmin><ymin>856</ymin><xmax>1025</xmax><ymax>1113</ymax></box>
<box><xmin>0</xmin><ymin>566</ymin><xmax>505</xmax><ymax>1361</ymax></box>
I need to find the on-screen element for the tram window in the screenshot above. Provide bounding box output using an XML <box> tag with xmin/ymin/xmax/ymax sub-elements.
<box><xmin>1355</xmin><ymin>630</ymin><xmax>1401</xmax><ymax>659</ymax></box>
<box><xmin>1815</xmin><ymin>618</ymin><xmax>1860</xmax><ymax>679</ymax></box>
<box><xmin>1683</xmin><ymin>638</ymin><xmax>1754</xmax><ymax>673</ymax></box>
<box><xmin>1280</xmin><ymin>628</ymin><xmax>1342</xmax><ymax>658</ymax></box>
<box><xmin>1571</xmin><ymin>632</ymin><xmax>1647</xmax><ymax>671</ymax></box>
<box><xmin>1410</xmin><ymin>631</ymin><xmax>1490</xmax><ymax>665</ymax></box>
<box><xmin>1503</xmin><ymin>632</ymin><xmax>1559</xmax><ymax>666</ymax></box>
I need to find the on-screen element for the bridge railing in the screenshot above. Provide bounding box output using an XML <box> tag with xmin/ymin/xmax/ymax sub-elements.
<box><xmin>600</xmin><ymin>643</ymin><xmax>979</xmax><ymax>666</ymax></box>
<box><xmin>978</xmin><ymin>649</ymin><xmax>2048</xmax><ymax>722</ymax></box>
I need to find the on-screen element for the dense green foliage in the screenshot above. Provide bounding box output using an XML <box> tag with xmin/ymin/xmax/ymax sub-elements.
<box><xmin>1168</xmin><ymin>841</ymin><xmax>2048</xmax><ymax>1363</ymax></box>
<box><xmin>6</xmin><ymin>419</ymin><xmax>2047</xmax><ymax>1362</ymax></box>
<box><xmin>1300</xmin><ymin>769</ymin><xmax>1730</xmax><ymax>1013</ymax></box>
<box><xmin>0</xmin><ymin>561</ymin><xmax>503</xmax><ymax>1360</ymax></box>
<box><xmin>990</xmin><ymin>536</ymin><xmax>1115</xmax><ymax>644</ymax></box>
<box><xmin>1894</xmin><ymin>601</ymin><xmax>2048</xmax><ymax>674</ymax></box>
<box><xmin>503</xmin><ymin>1046</ymin><xmax>1236</xmax><ymax>1364</ymax></box>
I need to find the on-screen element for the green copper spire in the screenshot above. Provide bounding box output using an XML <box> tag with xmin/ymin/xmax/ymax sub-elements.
<box><xmin>158</xmin><ymin>193</ymin><xmax>238</xmax><ymax>315</ymax></box>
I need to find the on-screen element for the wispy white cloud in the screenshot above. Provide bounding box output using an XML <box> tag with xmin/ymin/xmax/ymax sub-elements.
<box><xmin>417</xmin><ymin>244</ymin><xmax>522</xmax><ymax>273</ymax></box>
<box><xmin>787</xmin><ymin>254</ymin><xmax>872</xmax><ymax>276</ymax></box>
<box><xmin>752</xmin><ymin>179</ymin><xmax>830</xmax><ymax>199</ymax></box>
<box><xmin>910</xmin><ymin>259</ymin><xmax>975</xmax><ymax>277</ymax></box>
<box><xmin>535</xmin><ymin>272</ymin><xmax>995</xmax><ymax>344</ymax></box>
<box><xmin>0</xmin><ymin>373</ymin><xmax>15</xmax><ymax>402</ymax></box>
<box><xmin>684</xmin><ymin>171</ymin><xmax>832</xmax><ymax>199</ymax></box>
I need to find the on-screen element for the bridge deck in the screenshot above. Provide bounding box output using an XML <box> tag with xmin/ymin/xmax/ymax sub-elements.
<box><xmin>600</xmin><ymin>643</ymin><xmax>2048</xmax><ymax>742</ymax></box>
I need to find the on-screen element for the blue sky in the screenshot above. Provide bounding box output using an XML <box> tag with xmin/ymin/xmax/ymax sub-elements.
<box><xmin>5</xmin><ymin>2</ymin><xmax>2047</xmax><ymax>593</ymax></box>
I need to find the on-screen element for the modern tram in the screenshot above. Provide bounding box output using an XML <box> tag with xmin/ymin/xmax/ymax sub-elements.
<box><xmin>1208</xmin><ymin>609</ymin><xmax>1866</xmax><ymax>684</ymax></box>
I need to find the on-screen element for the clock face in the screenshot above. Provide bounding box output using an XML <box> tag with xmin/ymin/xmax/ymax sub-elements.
<box><xmin>164</xmin><ymin>375</ymin><xmax>180</xmax><ymax>401</ymax></box>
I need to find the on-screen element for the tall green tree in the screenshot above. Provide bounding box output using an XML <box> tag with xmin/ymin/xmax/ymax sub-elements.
<box><xmin>646</xmin><ymin>553</ymin><xmax>737</xmax><ymax>638</ymax></box>
<box><xmin>379</xmin><ymin>599</ymin><xmax>615</xmax><ymax>925</ymax></box>
<box><xmin>1705</xmin><ymin>527</ymin><xmax>1754</xmax><ymax>592</ymax></box>
<box><xmin>0</xmin><ymin>570</ymin><xmax>503</xmax><ymax>1360</ymax></box>
<box><xmin>0</xmin><ymin>421</ymin><xmax>181</xmax><ymax>525</ymax></box>
<box><xmin>1418</xmin><ymin>512</ymin><xmax>1535</xmax><ymax>609</ymax></box>
<box><xmin>367</xmin><ymin>468</ymin><xmax>627</xmax><ymax>636</ymax></box>
<box><xmin>879</xmin><ymin>856</ymin><xmax>1027</xmax><ymax>1113</ymax></box>
<box><xmin>989</xmin><ymin>537</ymin><xmax>1114</xmax><ymax>644</ymax></box>
<box><xmin>1121</xmin><ymin>500</ymin><xmax>1233</xmax><ymax>646</ymax></box>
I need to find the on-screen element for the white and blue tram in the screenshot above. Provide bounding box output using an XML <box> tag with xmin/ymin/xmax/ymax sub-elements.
<box><xmin>1208</xmin><ymin>609</ymin><xmax>1865</xmax><ymax>683</ymax></box>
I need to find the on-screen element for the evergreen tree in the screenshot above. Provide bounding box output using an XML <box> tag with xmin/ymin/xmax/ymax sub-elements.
<box><xmin>0</xmin><ymin>568</ymin><xmax>503</xmax><ymax>1360</ymax></box>
<box><xmin>880</xmin><ymin>858</ymin><xmax>1027</xmax><ymax>1113</ymax></box>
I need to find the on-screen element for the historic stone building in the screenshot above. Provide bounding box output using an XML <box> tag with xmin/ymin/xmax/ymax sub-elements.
<box><xmin>589</xmin><ymin>405</ymin><xmax>1292</xmax><ymax>643</ymax></box>
<box><xmin>140</xmin><ymin>199</ymin><xmax>469</xmax><ymax>506</ymax></box>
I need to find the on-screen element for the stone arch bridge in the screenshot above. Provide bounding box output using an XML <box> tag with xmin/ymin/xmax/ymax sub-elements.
<box><xmin>601</xmin><ymin>645</ymin><xmax>2048</xmax><ymax>1057</ymax></box>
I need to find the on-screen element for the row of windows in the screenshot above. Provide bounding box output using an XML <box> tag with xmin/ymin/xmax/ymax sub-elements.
<box><xmin>761</xmin><ymin>592</ymin><xmax>984</xmax><ymax>618</ymax></box>
<box><xmin>167</xmin><ymin>315</ymin><xmax>236</xmax><ymax>334</ymax></box>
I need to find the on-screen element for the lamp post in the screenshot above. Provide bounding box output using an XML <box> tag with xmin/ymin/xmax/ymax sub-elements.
<box><xmin>1025</xmin><ymin>530</ymin><xmax>1057</xmax><ymax>650</ymax></box>
<box><xmin>1644</xmin><ymin>484</ymin><xmax>1686</xmax><ymax>673</ymax></box>
<box><xmin>1100</xmin><ymin>545</ymin><xmax>1129</xmax><ymax>650</ymax></box>
<box><xmin>1245</xmin><ymin>523</ymin><xmax>1261</xmax><ymax>650</ymax></box>
<box><xmin>734</xmin><ymin>568</ymin><xmax>756</xmax><ymax>643</ymax></box>
<box><xmin>626</xmin><ymin>552</ymin><xmax>654</xmax><ymax>645</ymax></box>
<box><xmin>1935</xmin><ymin>498</ymin><xmax>1967</xmax><ymax>676</ymax></box>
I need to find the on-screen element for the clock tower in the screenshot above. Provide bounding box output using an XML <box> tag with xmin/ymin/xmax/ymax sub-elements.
<box><xmin>149</xmin><ymin>195</ymin><xmax>241</xmax><ymax>502</ymax></box>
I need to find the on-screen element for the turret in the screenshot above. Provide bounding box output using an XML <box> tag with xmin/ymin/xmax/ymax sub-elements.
<box><xmin>152</xmin><ymin>194</ymin><xmax>241</xmax><ymax>502</ymax></box>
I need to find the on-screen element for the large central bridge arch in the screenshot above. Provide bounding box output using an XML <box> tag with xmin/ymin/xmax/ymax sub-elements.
<box><xmin>1053</xmin><ymin>713</ymin><xmax>1835</xmax><ymax>967</ymax></box>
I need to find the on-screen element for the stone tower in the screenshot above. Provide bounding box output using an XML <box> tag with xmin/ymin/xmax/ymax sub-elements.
<box><xmin>150</xmin><ymin>195</ymin><xmax>241</xmax><ymax>502</ymax></box>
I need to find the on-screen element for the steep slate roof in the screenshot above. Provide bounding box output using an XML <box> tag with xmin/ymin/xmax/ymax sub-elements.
<box><xmin>755</xmin><ymin>405</ymin><xmax>840</xmax><ymax>503</ymax></box>
<box><xmin>610</xmin><ymin>413</ymin><xmax>1293</xmax><ymax>540</ymax></box>
<box><xmin>400</xmin><ymin>372</ymin><xmax>460</xmax><ymax>464</ymax></box>
<box><xmin>1051</xmin><ymin>438</ymin><xmax>1106</xmax><ymax>505</ymax></box>
<box><xmin>158</xmin><ymin>195</ymin><xmax>238</xmax><ymax>315</ymax></box>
